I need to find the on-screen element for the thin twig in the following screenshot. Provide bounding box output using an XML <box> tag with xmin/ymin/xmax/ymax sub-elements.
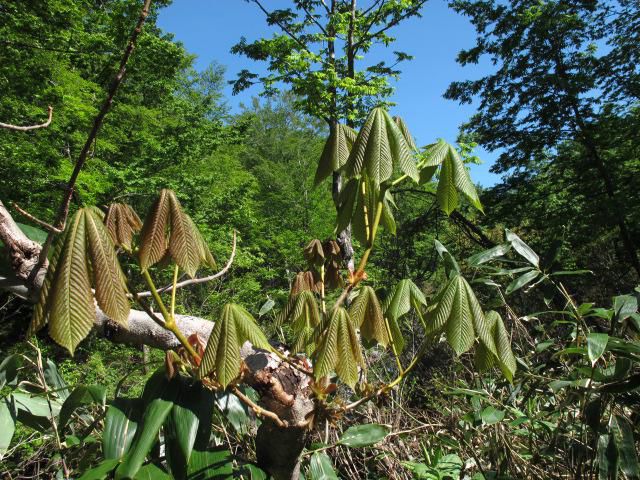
<box><xmin>231</xmin><ymin>385</ymin><xmax>288</xmax><ymax>428</ymax></box>
<box><xmin>11</xmin><ymin>203</ymin><xmax>63</xmax><ymax>234</ymax></box>
<box><xmin>0</xmin><ymin>106</ymin><xmax>52</xmax><ymax>131</ymax></box>
<box><xmin>135</xmin><ymin>230</ymin><xmax>237</xmax><ymax>298</ymax></box>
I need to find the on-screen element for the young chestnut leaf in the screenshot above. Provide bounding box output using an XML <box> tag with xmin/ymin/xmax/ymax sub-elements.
<box><xmin>138</xmin><ymin>189</ymin><xmax>215</xmax><ymax>277</ymax></box>
<box><xmin>349</xmin><ymin>286</ymin><xmax>389</xmax><ymax>347</ymax></box>
<box><xmin>198</xmin><ymin>304</ymin><xmax>270</xmax><ymax>388</ymax></box>
<box><xmin>314</xmin><ymin>123</ymin><xmax>357</xmax><ymax>186</ymax></box>
<box><xmin>313</xmin><ymin>307</ymin><xmax>363</xmax><ymax>388</ymax></box>
<box><xmin>29</xmin><ymin>208</ymin><xmax>130</xmax><ymax>355</ymax></box>
<box><xmin>103</xmin><ymin>203</ymin><xmax>142</xmax><ymax>251</ymax></box>
<box><xmin>474</xmin><ymin>311</ymin><xmax>517</xmax><ymax>382</ymax></box>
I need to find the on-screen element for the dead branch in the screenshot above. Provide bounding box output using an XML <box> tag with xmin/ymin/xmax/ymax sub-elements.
<box><xmin>135</xmin><ymin>230</ymin><xmax>237</xmax><ymax>298</ymax></box>
<box><xmin>11</xmin><ymin>203</ymin><xmax>63</xmax><ymax>234</ymax></box>
<box><xmin>0</xmin><ymin>106</ymin><xmax>52</xmax><ymax>131</ymax></box>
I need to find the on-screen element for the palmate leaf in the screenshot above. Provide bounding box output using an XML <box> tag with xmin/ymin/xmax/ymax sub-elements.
<box><xmin>425</xmin><ymin>140</ymin><xmax>483</xmax><ymax>215</ymax></box>
<box><xmin>393</xmin><ymin>115</ymin><xmax>417</xmax><ymax>151</ymax></box>
<box><xmin>425</xmin><ymin>275</ymin><xmax>497</xmax><ymax>357</ymax></box>
<box><xmin>345</xmin><ymin>107</ymin><xmax>419</xmax><ymax>186</ymax></box>
<box><xmin>314</xmin><ymin>124</ymin><xmax>357</xmax><ymax>186</ymax></box>
<box><xmin>382</xmin><ymin>279</ymin><xmax>427</xmax><ymax>353</ymax></box>
<box><xmin>103</xmin><ymin>203</ymin><xmax>142</xmax><ymax>251</ymax></box>
<box><xmin>29</xmin><ymin>209</ymin><xmax>130</xmax><ymax>355</ymax></box>
<box><xmin>475</xmin><ymin>311</ymin><xmax>517</xmax><ymax>382</ymax></box>
<box><xmin>198</xmin><ymin>304</ymin><xmax>270</xmax><ymax>388</ymax></box>
<box><xmin>139</xmin><ymin>189</ymin><xmax>215</xmax><ymax>278</ymax></box>
<box><xmin>350</xmin><ymin>286</ymin><xmax>388</xmax><ymax>347</ymax></box>
<box><xmin>276</xmin><ymin>290</ymin><xmax>321</xmax><ymax>355</ymax></box>
<box><xmin>314</xmin><ymin>308</ymin><xmax>363</xmax><ymax>388</ymax></box>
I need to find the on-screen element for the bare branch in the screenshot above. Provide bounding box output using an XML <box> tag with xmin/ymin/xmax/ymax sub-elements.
<box><xmin>11</xmin><ymin>203</ymin><xmax>63</xmax><ymax>234</ymax></box>
<box><xmin>0</xmin><ymin>106</ymin><xmax>52</xmax><ymax>131</ymax></box>
<box><xmin>232</xmin><ymin>386</ymin><xmax>288</xmax><ymax>428</ymax></box>
<box><xmin>134</xmin><ymin>230</ymin><xmax>237</xmax><ymax>298</ymax></box>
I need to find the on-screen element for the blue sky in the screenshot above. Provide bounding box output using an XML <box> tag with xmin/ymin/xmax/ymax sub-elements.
<box><xmin>157</xmin><ymin>0</ymin><xmax>502</xmax><ymax>186</ymax></box>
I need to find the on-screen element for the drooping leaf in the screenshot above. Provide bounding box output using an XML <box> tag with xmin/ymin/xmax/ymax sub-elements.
<box><xmin>114</xmin><ymin>371</ymin><xmax>180</xmax><ymax>480</ymax></box>
<box><xmin>393</xmin><ymin>115</ymin><xmax>417</xmax><ymax>151</ymax></box>
<box><xmin>198</xmin><ymin>304</ymin><xmax>270</xmax><ymax>387</ymax></box>
<box><xmin>610</xmin><ymin>414</ymin><xmax>640</xmax><ymax>479</ymax></box>
<box><xmin>383</xmin><ymin>279</ymin><xmax>427</xmax><ymax>326</ymax></box>
<box><xmin>505</xmin><ymin>269</ymin><xmax>540</xmax><ymax>294</ymax></box>
<box><xmin>588</xmin><ymin>333</ymin><xmax>609</xmax><ymax>367</ymax></box>
<box><xmin>434</xmin><ymin>240</ymin><xmax>461</xmax><ymax>279</ymax></box>
<box><xmin>486</xmin><ymin>311</ymin><xmax>517</xmax><ymax>382</ymax></box>
<box><xmin>45</xmin><ymin>210</ymin><xmax>96</xmax><ymax>355</ymax></box>
<box><xmin>350</xmin><ymin>286</ymin><xmax>388</xmax><ymax>347</ymax></box>
<box><xmin>77</xmin><ymin>459</ymin><xmax>120</xmax><ymax>480</ymax></box>
<box><xmin>314</xmin><ymin>307</ymin><xmax>363</xmax><ymax>388</ymax></box>
<box><xmin>505</xmin><ymin>229</ymin><xmax>539</xmax><ymax>267</ymax></box>
<box><xmin>139</xmin><ymin>189</ymin><xmax>215</xmax><ymax>277</ymax></box>
<box><xmin>309</xmin><ymin>451</ymin><xmax>339</xmax><ymax>480</ymax></box>
<box><xmin>103</xmin><ymin>398</ymin><xmax>143</xmax><ymax>460</ymax></box>
<box><xmin>58</xmin><ymin>385</ymin><xmax>106</xmax><ymax>431</ymax></box>
<box><xmin>351</xmin><ymin>174</ymin><xmax>381</xmax><ymax>246</ymax></box>
<box><xmin>315</xmin><ymin>123</ymin><xmax>357</xmax><ymax>186</ymax></box>
<box><xmin>467</xmin><ymin>244</ymin><xmax>512</xmax><ymax>266</ymax></box>
<box><xmin>436</xmin><ymin>146</ymin><xmax>459</xmax><ymax>215</ymax></box>
<box><xmin>336</xmin><ymin>177</ymin><xmax>359</xmax><ymax>235</ymax></box>
<box><xmin>304</xmin><ymin>239</ymin><xmax>325</xmax><ymax>267</ymax></box>
<box><xmin>29</xmin><ymin>209</ymin><xmax>129</xmax><ymax>354</ymax></box>
<box><xmin>338</xmin><ymin>423</ymin><xmax>390</xmax><ymax>447</ymax></box>
<box><xmin>0</xmin><ymin>399</ymin><xmax>15</xmax><ymax>459</ymax></box>
<box><xmin>104</xmin><ymin>203</ymin><xmax>142</xmax><ymax>251</ymax></box>
<box><xmin>345</xmin><ymin>107</ymin><xmax>419</xmax><ymax>186</ymax></box>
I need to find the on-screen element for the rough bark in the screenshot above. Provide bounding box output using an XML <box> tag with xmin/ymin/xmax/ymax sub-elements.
<box><xmin>0</xmin><ymin>201</ymin><xmax>313</xmax><ymax>480</ymax></box>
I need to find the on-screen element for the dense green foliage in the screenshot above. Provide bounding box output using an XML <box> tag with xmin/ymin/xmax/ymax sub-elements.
<box><xmin>1</xmin><ymin>1</ymin><xmax>639</xmax><ymax>479</ymax></box>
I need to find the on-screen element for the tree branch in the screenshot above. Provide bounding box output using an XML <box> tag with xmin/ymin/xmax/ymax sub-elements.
<box><xmin>0</xmin><ymin>106</ymin><xmax>52</xmax><ymax>131</ymax></box>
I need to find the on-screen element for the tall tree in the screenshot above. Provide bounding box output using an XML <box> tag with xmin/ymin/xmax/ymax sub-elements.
<box><xmin>446</xmin><ymin>0</ymin><xmax>640</xmax><ymax>277</ymax></box>
<box><xmin>231</xmin><ymin>0</ymin><xmax>427</xmax><ymax>269</ymax></box>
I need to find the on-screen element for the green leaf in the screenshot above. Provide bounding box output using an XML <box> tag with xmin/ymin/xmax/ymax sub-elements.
<box><xmin>134</xmin><ymin>464</ymin><xmax>171</xmax><ymax>480</ymax></box>
<box><xmin>613</xmin><ymin>295</ymin><xmax>638</xmax><ymax>321</ymax></box>
<box><xmin>17</xmin><ymin>222</ymin><xmax>48</xmax><ymax>245</ymax></box>
<box><xmin>309</xmin><ymin>452</ymin><xmax>339</xmax><ymax>480</ymax></box>
<box><xmin>422</xmin><ymin>139</ymin><xmax>449</xmax><ymax>167</ymax></box>
<box><xmin>0</xmin><ymin>354</ymin><xmax>22</xmax><ymax>389</ymax></box>
<box><xmin>467</xmin><ymin>244</ymin><xmax>512</xmax><ymax>266</ymax></box>
<box><xmin>115</xmin><ymin>371</ymin><xmax>180</xmax><ymax>480</ymax></box>
<box><xmin>187</xmin><ymin>446</ymin><xmax>233</xmax><ymax>480</ymax></box>
<box><xmin>44</xmin><ymin>359</ymin><xmax>70</xmax><ymax>400</ymax></box>
<box><xmin>434</xmin><ymin>240</ymin><xmax>460</xmax><ymax>279</ymax></box>
<box><xmin>486</xmin><ymin>311</ymin><xmax>517</xmax><ymax>382</ymax></box>
<box><xmin>587</xmin><ymin>333</ymin><xmax>609</xmax><ymax>367</ymax></box>
<box><xmin>198</xmin><ymin>304</ymin><xmax>270</xmax><ymax>387</ymax></box>
<box><xmin>58</xmin><ymin>385</ymin><xmax>106</xmax><ymax>431</ymax></box>
<box><xmin>314</xmin><ymin>307</ymin><xmax>363</xmax><ymax>388</ymax></box>
<box><xmin>12</xmin><ymin>391</ymin><xmax>62</xmax><ymax>418</ymax></box>
<box><xmin>77</xmin><ymin>459</ymin><xmax>120</xmax><ymax>480</ymax></box>
<box><xmin>0</xmin><ymin>399</ymin><xmax>15</xmax><ymax>459</ymax></box>
<box><xmin>384</xmin><ymin>279</ymin><xmax>427</xmax><ymax>323</ymax></box>
<box><xmin>335</xmin><ymin>178</ymin><xmax>359</xmax><ymax>235</ymax></box>
<box><xmin>315</xmin><ymin>123</ymin><xmax>357</xmax><ymax>186</ymax></box>
<box><xmin>215</xmin><ymin>390</ymin><xmax>250</xmax><ymax>434</ymax></box>
<box><xmin>481</xmin><ymin>406</ymin><xmax>505</xmax><ymax>425</ymax></box>
<box><xmin>505</xmin><ymin>229</ymin><xmax>539</xmax><ymax>267</ymax></box>
<box><xmin>103</xmin><ymin>398</ymin><xmax>143</xmax><ymax>460</ymax></box>
<box><xmin>597</xmin><ymin>434</ymin><xmax>618</xmax><ymax>480</ymax></box>
<box><xmin>505</xmin><ymin>270</ymin><xmax>539</xmax><ymax>295</ymax></box>
<box><xmin>345</xmin><ymin>107</ymin><xmax>418</xmax><ymax>186</ymax></box>
<box><xmin>436</xmin><ymin>148</ymin><xmax>458</xmax><ymax>215</ymax></box>
<box><xmin>338</xmin><ymin>423</ymin><xmax>390</xmax><ymax>447</ymax></box>
<box><xmin>349</xmin><ymin>286</ymin><xmax>388</xmax><ymax>347</ymax></box>
<box><xmin>610</xmin><ymin>415</ymin><xmax>640</xmax><ymax>479</ymax></box>
<box><xmin>393</xmin><ymin>115</ymin><xmax>417</xmax><ymax>151</ymax></box>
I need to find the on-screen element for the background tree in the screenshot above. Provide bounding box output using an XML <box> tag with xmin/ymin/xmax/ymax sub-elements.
<box><xmin>445</xmin><ymin>0</ymin><xmax>640</xmax><ymax>283</ymax></box>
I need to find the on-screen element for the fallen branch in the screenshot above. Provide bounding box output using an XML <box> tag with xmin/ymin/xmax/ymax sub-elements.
<box><xmin>0</xmin><ymin>106</ymin><xmax>52</xmax><ymax>131</ymax></box>
<box><xmin>135</xmin><ymin>230</ymin><xmax>237</xmax><ymax>298</ymax></box>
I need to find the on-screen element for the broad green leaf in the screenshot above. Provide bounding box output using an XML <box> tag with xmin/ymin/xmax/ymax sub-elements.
<box><xmin>17</xmin><ymin>222</ymin><xmax>47</xmax><ymax>245</ymax></box>
<box><xmin>350</xmin><ymin>286</ymin><xmax>388</xmax><ymax>347</ymax></box>
<box><xmin>338</xmin><ymin>423</ymin><xmax>390</xmax><ymax>447</ymax></box>
<box><xmin>315</xmin><ymin>123</ymin><xmax>357</xmax><ymax>186</ymax></box>
<box><xmin>393</xmin><ymin>115</ymin><xmax>417</xmax><ymax>151</ymax></box>
<box><xmin>115</xmin><ymin>371</ymin><xmax>180</xmax><ymax>480</ymax></box>
<box><xmin>613</xmin><ymin>295</ymin><xmax>638</xmax><ymax>321</ymax></box>
<box><xmin>587</xmin><ymin>333</ymin><xmax>609</xmax><ymax>366</ymax></box>
<box><xmin>345</xmin><ymin>107</ymin><xmax>418</xmax><ymax>185</ymax></box>
<box><xmin>335</xmin><ymin>178</ymin><xmax>359</xmax><ymax>235</ymax></box>
<box><xmin>215</xmin><ymin>390</ymin><xmax>250</xmax><ymax>434</ymax></box>
<box><xmin>258</xmin><ymin>298</ymin><xmax>275</xmax><ymax>317</ymax></box>
<box><xmin>446</xmin><ymin>276</ymin><xmax>475</xmax><ymax>355</ymax></box>
<box><xmin>44</xmin><ymin>359</ymin><xmax>70</xmax><ymax>400</ymax></box>
<box><xmin>384</xmin><ymin>279</ymin><xmax>427</xmax><ymax>323</ymax></box>
<box><xmin>435</xmin><ymin>240</ymin><xmax>460</xmax><ymax>279</ymax></box>
<box><xmin>481</xmin><ymin>406</ymin><xmax>505</xmax><ymax>425</ymax></box>
<box><xmin>421</xmin><ymin>139</ymin><xmax>449</xmax><ymax>167</ymax></box>
<box><xmin>198</xmin><ymin>304</ymin><xmax>270</xmax><ymax>387</ymax></box>
<box><xmin>0</xmin><ymin>399</ymin><xmax>15</xmax><ymax>458</ymax></box>
<box><xmin>12</xmin><ymin>391</ymin><xmax>62</xmax><ymax>418</ymax></box>
<box><xmin>597</xmin><ymin>434</ymin><xmax>618</xmax><ymax>480</ymax></box>
<box><xmin>138</xmin><ymin>189</ymin><xmax>171</xmax><ymax>271</ymax></box>
<box><xmin>77</xmin><ymin>459</ymin><xmax>120</xmax><ymax>480</ymax></box>
<box><xmin>58</xmin><ymin>384</ymin><xmax>106</xmax><ymax>431</ymax></box>
<box><xmin>486</xmin><ymin>311</ymin><xmax>517</xmax><ymax>382</ymax></box>
<box><xmin>467</xmin><ymin>244</ymin><xmax>511</xmax><ymax>266</ymax></box>
<box><xmin>187</xmin><ymin>447</ymin><xmax>233</xmax><ymax>480</ymax></box>
<box><xmin>103</xmin><ymin>398</ymin><xmax>143</xmax><ymax>460</ymax></box>
<box><xmin>309</xmin><ymin>451</ymin><xmax>339</xmax><ymax>480</ymax></box>
<box><xmin>505</xmin><ymin>229</ymin><xmax>539</xmax><ymax>267</ymax></box>
<box><xmin>134</xmin><ymin>464</ymin><xmax>171</xmax><ymax>480</ymax></box>
<box><xmin>0</xmin><ymin>354</ymin><xmax>22</xmax><ymax>389</ymax></box>
<box><xmin>610</xmin><ymin>415</ymin><xmax>640</xmax><ymax>479</ymax></box>
<box><xmin>505</xmin><ymin>270</ymin><xmax>539</xmax><ymax>295</ymax></box>
<box><xmin>314</xmin><ymin>307</ymin><xmax>363</xmax><ymax>387</ymax></box>
<box><xmin>436</xmin><ymin>148</ymin><xmax>458</xmax><ymax>215</ymax></box>
<box><xmin>351</xmin><ymin>174</ymin><xmax>380</xmax><ymax>246</ymax></box>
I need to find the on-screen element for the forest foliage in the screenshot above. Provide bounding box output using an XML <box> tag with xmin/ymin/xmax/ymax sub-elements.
<box><xmin>1</xmin><ymin>1</ymin><xmax>639</xmax><ymax>479</ymax></box>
